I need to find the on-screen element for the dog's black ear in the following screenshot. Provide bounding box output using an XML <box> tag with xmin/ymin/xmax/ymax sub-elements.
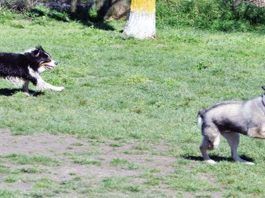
<box><xmin>262</xmin><ymin>86</ymin><xmax>265</xmax><ymax>91</ymax></box>
<box><xmin>36</xmin><ymin>45</ymin><xmax>44</xmax><ymax>51</ymax></box>
<box><xmin>32</xmin><ymin>49</ymin><xmax>40</xmax><ymax>57</ymax></box>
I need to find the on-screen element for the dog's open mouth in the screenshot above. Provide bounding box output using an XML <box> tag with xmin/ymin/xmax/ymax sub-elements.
<box><xmin>41</xmin><ymin>60</ymin><xmax>56</xmax><ymax>69</ymax></box>
<box><xmin>44</xmin><ymin>64</ymin><xmax>54</xmax><ymax>69</ymax></box>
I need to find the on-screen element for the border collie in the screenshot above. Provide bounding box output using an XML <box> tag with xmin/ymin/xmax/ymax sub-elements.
<box><xmin>0</xmin><ymin>46</ymin><xmax>64</xmax><ymax>95</ymax></box>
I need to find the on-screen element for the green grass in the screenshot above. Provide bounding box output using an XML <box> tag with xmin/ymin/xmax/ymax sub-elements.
<box><xmin>102</xmin><ymin>177</ymin><xmax>141</xmax><ymax>193</ymax></box>
<box><xmin>3</xmin><ymin>154</ymin><xmax>59</xmax><ymax>166</ymax></box>
<box><xmin>72</xmin><ymin>157</ymin><xmax>101</xmax><ymax>166</ymax></box>
<box><xmin>1</xmin><ymin>12</ymin><xmax>265</xmax><ymax>196</ymax></box>
<box><xmin>110</xmin><ymin>158</ymin><xmax>139</xmax><ymax>170</ymax></box>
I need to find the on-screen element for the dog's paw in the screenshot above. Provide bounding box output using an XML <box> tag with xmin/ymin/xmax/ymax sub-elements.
<box><xmin>205</xmin><ymin>159</ymin><xmax>217</xmax><ymax>165</ymax></box>
<box><xmin>244</xmin><ymin>161</ymin><xmax>255</xmax><ymax>165</ymax></box>
<box><xmin>235</xmin><ymin>158</ymin><xmax>255</xmax><ymax>165</ymax></box>
<box><xmin>54</xmin><ymin>86</ymin><xmax>64</xmax><ymax>92</ymax></box>
<box><xmin>24</xmin><ymin>92</ymin><xmax>31</xmax><ymax>97</ymax></box>
<box><xmin>239</xmin><ymin>161</ymin><xmax>255</xmax><ymax>165</ymax></box>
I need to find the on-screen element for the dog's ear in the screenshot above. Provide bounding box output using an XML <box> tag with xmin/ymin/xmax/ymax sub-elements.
<box><xmin>262</xmin><ymin>86</ymin><xmax>265</xmax><ymax>91</ymax></box>
<box><xmin>36</xmin><ymin>45</ymin><xmax>44</xmax><ymax>51</ymax></box>
<box><xmin>32</xmin><ymin>49</ymin><xmax>40</xmax><ymax>57</ymax></box>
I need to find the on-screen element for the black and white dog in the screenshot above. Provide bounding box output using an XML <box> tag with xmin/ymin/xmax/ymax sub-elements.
<box><xmin>0</xmin><ymin>46</ymin><xmax>64</xmax><ymax>94</ymax></box>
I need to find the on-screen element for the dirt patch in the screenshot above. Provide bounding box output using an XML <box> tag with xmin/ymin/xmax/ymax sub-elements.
<box><xmin>0</xmin><ymin>129</ymin><xmax>176</xmax><ymax>196</ymax></box>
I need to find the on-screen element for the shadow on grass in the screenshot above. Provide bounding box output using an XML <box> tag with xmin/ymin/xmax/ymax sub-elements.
<box><xmin>183</xmin><ymin>155</ymin><xmax>254</xmax><ymax>163</ymax></box>
<box><xmin>0</xmin><ymin>88</ymin><xmax>43</xmax><ymax>97</ymax></box>
<box><xmin>30</xmin><ymin>4</ymin><xmax>115</xmax><ymax>31</ymax></box>
<box><xmin>82</xmin><ymin>20</ymin><xmax>115</xmax><ymax>31</ymax></box>
<box><xmin>68</xmin><ymin>0</ymin><xmax>116</xmax><ymax>31</ymax></box>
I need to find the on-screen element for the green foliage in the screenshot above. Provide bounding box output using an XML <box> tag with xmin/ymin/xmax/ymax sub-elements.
<box><xmin>157</xmin><ymin>0</ymin><xmax>265</xmax><ymax>31</ymax></box>
<box><xmin>29</xmin><ymin>5</ymin><xmax>70</xmax><ymax>22</ymax></box>
<box><xmin>0</xmin><ymin>8</ymin><xmax>15</xmax><ymax>24</ymax></box>
<box><xmin>2</xmin><ymin>0</ymin><xmax>265</xmax><ymax>31</ymax></box>
<box><xmin>0</xmin><ymin>0</ymin><xmax>30</xmax><ymax>11</ymax></box>
<box><xmin>0</xmin><ymin>190</ymin><xmax>16</xmax><ymax>197</ymax></box>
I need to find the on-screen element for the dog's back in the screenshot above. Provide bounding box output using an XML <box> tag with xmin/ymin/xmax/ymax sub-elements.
<box><xmin>0</xmin><ymin>53</ymin><xmax>29</xmax><ymax>78</ymax></box>
<box><xmin>198</xmin><ymin>101</ymin><xmax>243</xmax><ymax>130</ymax></box>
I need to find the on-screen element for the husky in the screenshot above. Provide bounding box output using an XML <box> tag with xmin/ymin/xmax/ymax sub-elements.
<box><xmin>198</xmin><ymin>88</ymin><xmax>265</xmax><ymax>165</ymax></box>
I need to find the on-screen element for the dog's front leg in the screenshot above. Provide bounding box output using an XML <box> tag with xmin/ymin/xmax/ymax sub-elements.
<box><xmin>41</xmin><ymin>82</ymin><xmax>64</xmax><ymax>92</ymax></box>
<box><xmin>37</xmin><ymin>78</ymin><xmax>64</xmax><ymax>92</ymax></box>
<box><xmin>222</xmin><ymin>132</ymin><xmax>254</xmax><ymax>165</ymax></box>
<box><xmin>28</xmin><ymin>67</ymin><xmax>64</xmax><ymax>92</ymax></box>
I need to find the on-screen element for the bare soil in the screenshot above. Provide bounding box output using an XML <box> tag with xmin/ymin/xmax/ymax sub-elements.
<box><xmin>0</xmin><ymin>128</ymin><xmax>177</xmax><ymax>196</ymax></box>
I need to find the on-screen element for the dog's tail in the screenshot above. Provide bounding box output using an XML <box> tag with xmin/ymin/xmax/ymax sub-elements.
<box><xmin>197</xmin><ymin>109</ymin><xmax>206</xmax><ymax>129</ymax></box>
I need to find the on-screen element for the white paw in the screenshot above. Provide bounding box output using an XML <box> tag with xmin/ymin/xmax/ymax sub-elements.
<box><xmin>205</xmin><ymin>159</ymin><xmax>217</xmax><ymax>165</ymax></box>
<box><xmin>54</xmin><ymin>86</ymin><xmax>64</xmax><ymax>92</ymax></box>
<box><xmin>24</xmin><ymin>92</ymin><xmax>31</xmax><ymax>97</ymax></box>
<box><xmin>235</xmin><ymin>158</ymin><xmax>255</xmax><ymax>165</ymax></box>
<box><xmin>244</xmin><ymin>161</ymin><xmax>255</xmax><ymax>165</ymax></box>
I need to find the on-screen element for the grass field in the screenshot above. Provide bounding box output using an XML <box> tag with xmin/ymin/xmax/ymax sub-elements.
<box><xmin>1</xmin><ymin>12</ymin><xmax>265</xmax><ymax>197</ymax></box>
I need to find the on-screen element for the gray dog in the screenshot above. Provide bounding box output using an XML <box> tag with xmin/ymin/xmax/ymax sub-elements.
<box><xmin>198</xmin><ymin>89</ymin><xmax>265</xmax><ymax>165</ymax></box>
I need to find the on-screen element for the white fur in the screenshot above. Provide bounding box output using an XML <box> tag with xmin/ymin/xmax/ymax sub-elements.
<box><xmin>213</xmin><ymin>134</ymin><xmax>220</xmax><ymax>149</ymax></box>
<box><xmin>47</xmin><ymin>59</ymin><xmax>56</xmax><ymax>67</ymax></box>
<box><xmin>24</xmin><ymin>48</ymin><xmax>36</xmax><ymax>53</ymax></box>
<box><xmin>6</xmin><ymin>77</ymin><xmax>25</xmax><ymax>87</ymax></box>
<box><xmin>38</xmin><ymin>67</ymin><xmax>46</xmax><ymax>73</ymax></box>
<box><xmin>205</xmin><ymin>159</ymin><xmax>217</xmax><ymax>165</ymax></box>
<box><xmin>38</xmin><ymin>60</ymin><xmax>56</xmax><ymax>73</ymax></box>
<box><xmin>198</xmin><ymin>116</ymin><xmax>203</xmax><ymax>129</ymax></box>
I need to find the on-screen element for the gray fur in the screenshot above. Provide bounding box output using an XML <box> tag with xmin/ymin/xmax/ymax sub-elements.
<box><xmin>198</xmin><ymin>95</ymin><xmax>265</xmax><ymax>165</ymax></box>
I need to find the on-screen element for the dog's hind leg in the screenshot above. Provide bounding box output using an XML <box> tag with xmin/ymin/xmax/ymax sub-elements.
<box><xmin>200</xmin><ymin>136</ymin><xmax>216</xmax><ymax>164</ymax></box>
<box><xmin>221</xmin><ymin>132</ymin><xmax>254</xmax><ymax>165</ymax></box>
<box><xmin>22</xmin><ymin>80</ymin><xmax>30</xmax><ymax>95</ymax></box>
<box><xmin>200</xmin><ymin>126</ymin><xmax>220</xmax><ymax>164</ymax></box>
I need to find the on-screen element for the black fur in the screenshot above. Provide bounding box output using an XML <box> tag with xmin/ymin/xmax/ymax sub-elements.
<box><xmin>213</xmin><ymin>118</ymin><xmax>248</xmax><ymax>134</ymax></box>
<box><xmin>0</xmin><ymin>46</ymin><xmax>52</xmax><ymax>85</ymax></box>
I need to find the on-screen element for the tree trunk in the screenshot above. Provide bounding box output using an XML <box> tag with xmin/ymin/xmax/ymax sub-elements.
<box><xmin>25</xmin><ymin>0</ymin><xmax>33</xmax><ymax>10</ymax></box>
<box><xmin>232</xmin><ymin>0</ymin><xmax>242</xmax><ymax>10</ymax></box>
<box><xmin>71</xmin><ymin>0</ymin><xmax>78</xmax><ymax>13</ymax></box>
<box><xmin>247</xmin><ymin>0</ymin><xmax>265</xmax><ymax>7</ymax></box>
<box><xmin>123</xmin><ymin>0</ymin><xmax>156</xmax><ymax>39</ymax></box>
<box><xmin>97</xmin><ymin>0</ymin><xmax>112</xmax><ymax>20</ymax></box>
